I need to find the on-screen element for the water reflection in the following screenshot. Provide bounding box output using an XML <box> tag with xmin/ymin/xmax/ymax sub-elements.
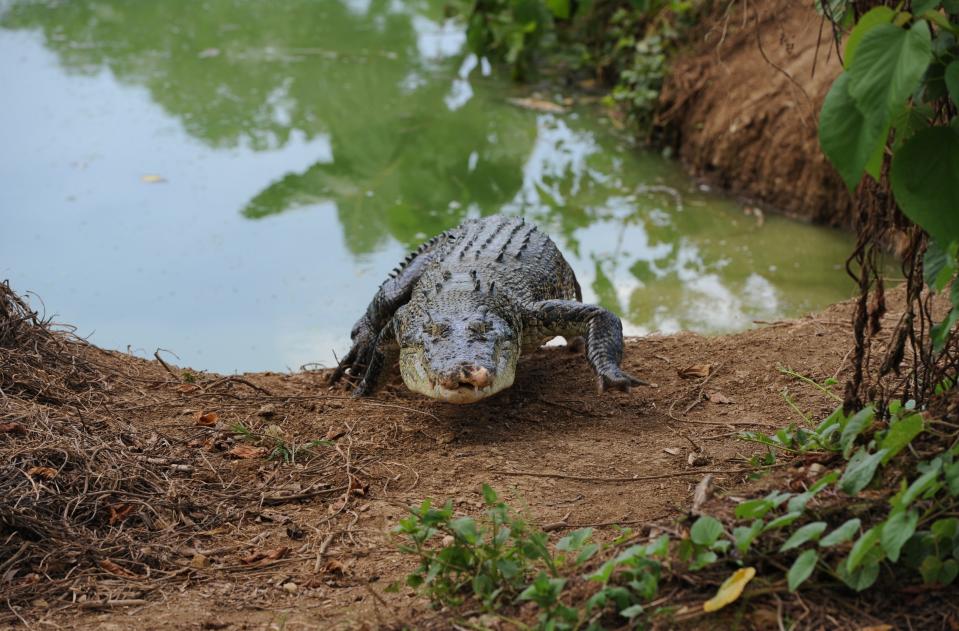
<box><xmin>1</xmin><ymin>0</ymin><xmax>855</xmax><ymax>372</ymax></box>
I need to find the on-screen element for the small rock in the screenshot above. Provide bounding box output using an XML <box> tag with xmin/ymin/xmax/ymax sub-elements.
<box><xmin>282</xmin><ymin>582</ymin><xmax>298</xmax><ymax>594</ymax></box>
<box><xmin>687</xmin><ymin>452</ymin><xmax>709</xmax><ymax>467</ymax></box>
<box><xmin>257</xmin><ymin>404</ymin><xmax>277</xmax><ymax>418</ymax></box>
<box><xmin>31</xmin><ymin>598</ymin><xmax>49</xmax><ymax>608</ymax></box>
<box><xmin>808</xmin><ymin>463</ymin><xmax>825</xmax><ymax>476</ymax></box>
<box><xmin>441</xmin><ymin>535</ymin><xmax>455</xmax><ymax>547</ymax></box>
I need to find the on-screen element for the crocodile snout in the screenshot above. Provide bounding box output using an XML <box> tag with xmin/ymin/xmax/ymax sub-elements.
<box><xmin>435</xmin><ymin>364</ymin><xmax>492</xmax><ymax>390</ymax></box>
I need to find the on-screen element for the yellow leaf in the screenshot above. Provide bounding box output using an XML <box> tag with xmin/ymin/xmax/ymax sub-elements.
<box><xmin>141</xmin><ymin>174</ymin><xmax>166</xmax><ymax>183</ymax></box>
<box><xmin>703</xmin><ymin>567</ymin><xmax>756</xmax><ymax>613</ymax></box>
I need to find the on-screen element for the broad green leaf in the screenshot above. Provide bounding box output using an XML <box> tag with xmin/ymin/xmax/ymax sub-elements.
<box><xmin>619</xmin><ymin>604</ymin><xmax>644</xmax><ymax>618</ymax></box>
<box><xmin>841</xmin><ymin>406</ymin><xmax>875</xmax><ymax>458</ymax></box>
<box><xmin>891</xmin><ymin>102</ymin><xmax>934</xmax><ymax>151</ymax></box>
<box><xmin>844</xmin><ymin>8</ymin><xmax>896</xmax><ymax>69</ymax></box>
<box><xmin>482</xmin><ymin>484</ymin><xmax>499</xmax><ymax>505</ymax></box>
<box><xmin>947</xmin><ymin>61</ymin><xmax>959</xmax><ymax>107</ymax></box>
<box><xmin>899</xmin><ymin>458</ymin><xmax>943</xmax><ymax>507</ymax></box>
<box><xmin>848</xmin><ymin>527</ymin><xmax>882</xmax><ymax>571</ymax></box>
<box><xmin>781</xmin><ymin>521</ymin><xmax>829</xmax><ymax>551</ymax></box>
<box><xmin>545</xmin><ymin>0</ymin><xmax>570</xmax><ymax>19</ymax></box>
<box><xmin>733</xmin><ymin>520</ymin><xmax>764</xmax><ymax>554</ymax></box>
<box><xmin>837</xmin><ymin>558</ymin><xmax>880</xmax><ymax>591</ymax></box>
<box><xmin>880</xmin><ymin>413</ymin><xmax>924</xmax><ymax>463</ymax></box>
<box><xmin>913</xmin><ymin>0</ymin><xmax>941</xmax><ymax>13</ymax></box>
<box><xmin>931</xmin><ymin>517</ymin><xmax>959</xmax><ymax>541</ymax></box>
<box><xmin>881</xmin><ymin>509</ymin><xmax>919</xmax><ymax>562</ymax></box>
<box><xmin>703</xmin><ymin>567</ymin><xmax>756</xmax><ymax>612</ymax></box>
<box><xmin>923</xmin><ymin>239</ymin><xmax>959</xmax><ymax>292</ymax></box>
<box><xmin>735</xmin><ymin>498</ymin><xmax>772</xmax><ymax>520</ymax></box>
<box><xmin>819</xmin><ymin>73</ymin><xmax>882</xmax><ymax>190</ymax></box>
<box><xmin>449</xmin><ymin>517</ymin><xmax>479</xmax><ymax>544</ymax></box>
<box><xmin>788</xmin><ymin>549</ymin><xmax>819</xmax><ymax>591</ymax></box>
<box><xmin>840</xmin><ymin>448</ymin><xmax>888</xmax><ymax>495</ymax></box>
<box><xmin>764</xmin><ymin>511</ymin><xmax>803</xmax><ymax>532</ymax></box>
<box><xmin>891</xmin><ymin>126</ymin><xmax>959</xmax><ymax>244</ymax></box>
<box><xmin>557</xmin><ymin>528</ymin><xmax>593</xmax><ymax>552</ymax></box>
<box><xmin>920</xmin><ymin>554</ymin><xmax>943</xmax><ymax>584</ymax></box>
<box><xmin>820</xmin><ymin>518</ymin><xmax>862</xmax><ymax>547</ymax></box>
<box><xmin>932</xmin><ymin>281</ymin><xmax>959</xmax><ymax>351</ymax></box>
<box><xmin>690</xmin><ymin>515</ymin><xmax>724</xmax><ymax>546</ymax></box>
<box><xmin>847</xmin><ymin>21</ymin><xmax>933</xmax><ymax>156</ymax></box>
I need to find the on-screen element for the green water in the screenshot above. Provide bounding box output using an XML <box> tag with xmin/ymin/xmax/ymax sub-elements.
<box><xmin>0</xmin><ymin>0</ymin><xmax>855</xmax><ymax>373</ymax></box>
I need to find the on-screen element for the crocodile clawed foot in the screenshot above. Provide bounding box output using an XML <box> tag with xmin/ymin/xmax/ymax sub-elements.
<box><xmin>598</xmin><ymin>370</ymin><xmax>649</xmax><ymax>393</ymax></box>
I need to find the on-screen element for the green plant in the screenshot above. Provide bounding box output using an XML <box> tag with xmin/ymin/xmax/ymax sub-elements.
<box><xmin>393</xmin><ymin>484</ymin><xmax>671</xmax><ymax>629</ymax></box>
<box><xmin>818</xmin><ymin>2</ymin><xmax>959</xmax><ymax>357</ymax></box>
<box><xmin>464</xmin><ymin>0</ymin><xmax>566</xmax><ymax>79</ymax></box>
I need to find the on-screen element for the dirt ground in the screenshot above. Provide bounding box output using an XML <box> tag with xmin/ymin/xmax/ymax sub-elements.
<box><xmin>3</xmin><ymin>281</ymin><xmax>893</xmax><ymax>630</ymax></box>
<box><xmin>658</xmin><ymin>0</ymin><xmax>855</xmax><ymax>227</ymax></box>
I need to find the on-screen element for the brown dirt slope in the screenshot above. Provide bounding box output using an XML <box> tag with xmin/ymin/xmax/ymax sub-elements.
<box><xmin>11</xmin><ymin>278</ymin><xmax>956</xmax><ymax>630</ymax></box>
<box><xmin>659</xmin><ymin>0</ymin><xmax>854</xmax><ymax>226</ymax></box>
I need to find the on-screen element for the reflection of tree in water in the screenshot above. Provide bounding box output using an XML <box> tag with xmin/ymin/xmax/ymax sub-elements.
<box><xmin>1</xmin><ymin>0</ymin><xmax>533</xmax><ymax>252</ymax></box>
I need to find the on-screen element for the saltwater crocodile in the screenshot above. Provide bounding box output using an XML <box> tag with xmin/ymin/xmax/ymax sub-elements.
<box><xmin>329</xmin><ymin>215</ymin><xmax>647</xmax><ymax>403</ymax></box>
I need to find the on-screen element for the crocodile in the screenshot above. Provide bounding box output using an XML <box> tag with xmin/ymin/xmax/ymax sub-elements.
<box><xmin>329</xmin><ymin>215</ymin><xmax>647</xmax><ymax>404</ymax></box>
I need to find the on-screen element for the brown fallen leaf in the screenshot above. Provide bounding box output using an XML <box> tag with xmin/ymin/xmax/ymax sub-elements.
<box><xmin>706</xmin><ymin>391</ymin><xmax>735</xmax><ymax>404</ymax></box>
<box><xmin>109</xmin><ymin>503</ymin><xmax>135</xmax><ymax>526</ymax></box>
<box><xmin>239</xmin><ymin>546</ymin><xmax>289</xmax><ymax>565</ymax></box>
<box><xmin>176</xmin><ymin>383</ymin><xmax>198</xmax><ymax>393</ymax></box>
<box><xmin>193</xmin><ymin>411</ymin><xmax>219</xmax><ymax>426</ymax></box>
<box><xmin>99</xmin><ymin>559</ymin><xmax>141</xmax><ymax>579</ymax></box>
<box><xmin>348</xmin><ymin>477</ymin><xmax>369</xmax><ymax>498</ymax></box>
<box><xmin>328</xmin><ymin>494</ymin><xmax>348</xmax><ymax>514</ymax></box>
<box><xmin>663</xmin><ymin>447</ymin><xmax>683</xmax><ymax>456</ymax></box>
<box><xmin>324</xmin><ymin>426</ymin><xmax>347</xmax><ymax>441</ymax></box>
<box><xmin>228</xmin><ymin>445</ymin><xmax>268</xmax><ymax>459</ymax></box>
<box><xmin>323</xmin><ymin>558</ymin><xmax>353</xmax><ymax>576</ymax></box>
<box><xmin>26</xmin><ymin>466</ymin><xmax>57</xmax><ymax>479</ymax></box>
<box><xmin>679</xmin><ymin>364</ymin><xmax>712</xmax><ymax>379</ymax></box>
<box><xmin>507</xmin><ymin>97</ymin><xmax>566</xmax><ymax>114</ymax></box>
<box><xmin>0</xmin><ymin>422</ymin><xmax>26</xmax><ymax>434</ymax></box>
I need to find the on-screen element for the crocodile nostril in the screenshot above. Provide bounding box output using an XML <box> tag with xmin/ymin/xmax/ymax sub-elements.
<box><xmin>460</xmin><ymin>365</ymin><xmax>491</xmax><ymax>388</ymax></box>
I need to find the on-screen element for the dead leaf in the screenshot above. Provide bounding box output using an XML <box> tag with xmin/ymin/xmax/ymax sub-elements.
<box><xmin>228</xmin><ymin>445</ymin><xmax>267</xmax><ymax>459</ymax></box>
<box><xmin>239</xmin><ymin>546</ymin><xmax>289</xmax><ymax>566</ymax></box>
<box><xmin>348</xmin><ymin>477</ymin><xmax>369</xmax><ymax>497</ymax></box>
<box><xmin>99</xmin><ymin>559</ymin><xmax>141</xmax><ymax>579</ymax></box>
<box><xmin>26</xmin><ymin>466</ymin><xmax>57</xmax><ymax>479</ymax></box>
<box><xmin>507</xmin><ymin>97</ymin><xmax>566</xmax><ymax>114</ymax></box>
<box><xmin>328</xmin><ymin>494</ymin><xmax>348</xmax><ymax>514</ymax></box>
<box><xmin>323</xmin><ymin>558</ymin><xmax>353</xmax><ymax>576</ymax></box>
<box><xmin>141</xmin><ymin>174</ymin><xmax>166</xmax><ymax>184</ymax></box>
<box><xmin>193</xmin><ymin>411</ymin><xmax>219</xmax><ymax>426</ymax></box>
<box><xmin>679</xmin><ymin>364</ymin><xmax>712</xmax><ymax>379</ymax></box>
<box><xmin>663</xmin><ymin>447</ymin><xmax>683</xmax><ymax>456</ymax></box>
<box><xmin>176</xmin><ymin>383</ymin><xmax>198</xmax><ymax>393</ymax></box>
<box><xmin>706</xmin><ymin>391</ymin><xmax>735</xmax><ymax>404</ymax></box>
<box><xmin>109</xmin><ymin>503</ymin><xmax>135</xmax><ymax>525</ymax></box>
<box><xmin>703</xmin><ymin>567</ymin><xmax>755</xmax><ymax>612</ymax></box>
<box><xmin>860</xmin><ymin>626</ymin><xmax>893</xmax><ymax>631</ymax></box>
<box><xmin>0</xmin><ymin>422</ymin><xmax>26</xmax><ymax>434</ymax></box>
<box><xmin>190</xmin><ymin>553</ymin><xmax>210</xmax><ymax>569</ymax></box>
<box><xmin>324</xmin><ymin>427</ymin><xmax>346</xmax><ymax>441</ymax></box>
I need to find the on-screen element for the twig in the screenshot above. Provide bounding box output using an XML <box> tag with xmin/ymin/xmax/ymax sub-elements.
<box><xmin>153</xmin><ymin>349</ymin><xmax>181</xmax><ymax>382</ymax></box>
<box><xmin>489</xmin><ymin>465</ymin><xmax>779</xmax><ymax>484</ymax></box>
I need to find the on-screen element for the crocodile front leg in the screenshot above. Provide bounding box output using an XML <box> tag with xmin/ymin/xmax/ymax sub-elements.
<box><xmin>353</xmin><ymin>320</ymin><xmax>400</xmax><ymax>397</ymax></box>
<box><xmin>330</xmin><ymin>232</ymin><xmax>448</xmax><ymax>385</ymax></box>
<box><xmin>524</xmin><ymin>300</ymin><xmax>648</xmax><ymax>392</ymax></box>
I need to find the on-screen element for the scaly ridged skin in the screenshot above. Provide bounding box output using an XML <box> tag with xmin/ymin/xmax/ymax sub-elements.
<box><xmin>329</xmin><ymin>216</ymin><xmax>646</xmax><ymax>403</ymax></box>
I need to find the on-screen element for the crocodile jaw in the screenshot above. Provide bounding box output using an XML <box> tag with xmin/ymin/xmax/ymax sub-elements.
<box><xmin>399</xmin><ymin>347</ymin><xmax>516</xmax><ymax>404</ymax></box>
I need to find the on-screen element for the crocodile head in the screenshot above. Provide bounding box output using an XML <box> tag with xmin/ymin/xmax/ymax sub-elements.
<box><xmin>396</xmin><ymin>299</ymin><xmax>519</xmax><ymax>404</ymax></box>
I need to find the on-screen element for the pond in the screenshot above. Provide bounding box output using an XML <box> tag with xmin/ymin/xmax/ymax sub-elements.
<box><xmin>0</xmin><ymin>0</ymin><xmax>856</xmax><ymax>374</ymax></box>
